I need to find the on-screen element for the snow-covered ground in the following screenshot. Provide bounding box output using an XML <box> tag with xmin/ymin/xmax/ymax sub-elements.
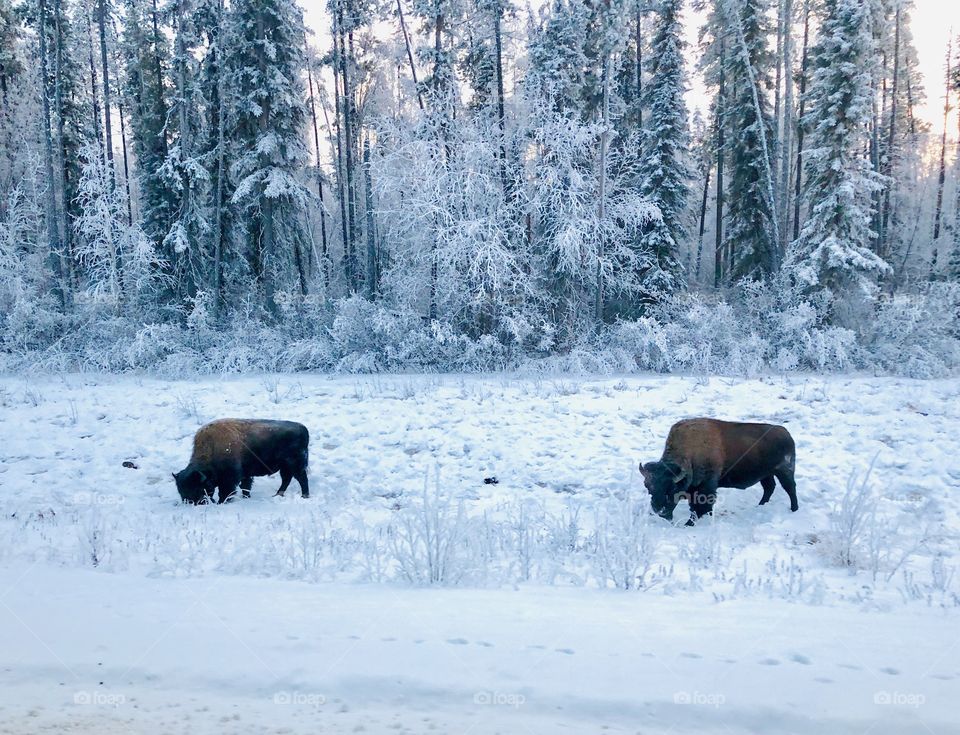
<box><xmin>0</xmin><ymin>373</ymin><xmax>958</xmax><ymax>733</ymax></box>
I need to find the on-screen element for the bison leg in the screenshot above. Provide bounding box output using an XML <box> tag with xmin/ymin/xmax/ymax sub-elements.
<box><xmin>775</xmin><ymin>469</ymin><xmax>799</xmax><ymax>512</ymax></box>
<box><xmin>686</xmin><ymin>482</ymin><xmax>717</xmax><ymax>526</ymax></box>
<box><xmin>275</xmin><ymin>467</ymin><xmax>293</xmax><ymax>497</ymax></box>
<box><xmin>294</xmin><ymin>468</ymin><xmax>310</xmax><ymax>498</ymax></box>
<box><xmin>217</xmin><ymin>481</ymin><xmax>238</xmax><ymax>504</ymax></box>
<box><xmin>240</xmin><ymin>476</ymin><xmax>253</xmax><ymax>498</ymax></box>
<box><xmin>759</xmin><ymin>476</ymin><xmax>776</xmax><ymax>505</ymax></box>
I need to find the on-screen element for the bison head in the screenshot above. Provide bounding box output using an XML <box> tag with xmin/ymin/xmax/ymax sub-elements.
<box><xmin>640</xmin><ymin>460</ymin><xmax>690</xmax><ymax>520</ymax></box>
<box><xmin>173</xmin><ymin>466</ymin><xmax>214</xmax><ymax>504</ymax></box>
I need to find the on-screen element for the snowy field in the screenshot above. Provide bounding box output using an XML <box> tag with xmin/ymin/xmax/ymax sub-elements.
<box><xmin>0</xmin><ymin>372</ymin><xmax>958</xmax><ymax>734</ymax></box>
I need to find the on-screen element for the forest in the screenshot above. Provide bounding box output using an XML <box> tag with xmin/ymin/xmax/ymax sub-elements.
<box><xmin>0</xmin><ymin>0</ymin><xmax>958</xmax><ymax>375</ymax></box>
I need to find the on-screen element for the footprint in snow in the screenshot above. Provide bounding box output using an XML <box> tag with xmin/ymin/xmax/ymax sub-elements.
<box><xmin>527</xmin><ymin>644</ymin><xmax>547</xmax><ymax>650</ymax></box>
<box><xmin>475</xmin><ymin>641</ymin><xmax>494</xmax><ymax>648</ymax></box>
<box><xmin>929</xmin><ymin>674</ymin><xmax>954</xmax><ymax>680</ymax></box>
<box><xmin>790</xmin><ymin>654</ymin><xmax>812</xmax><ymax>665</ymax></box>
<box><xmin>555</xmin><ymin>648</ymin><xmax>575</xmax><ymax>655</ymax></box>
<box><xmin>759</xmin><ymin>658</ymin><xmax>781</xmax><ymax>666</ymax></box>
<box><xmin>838</xmin><ymin>663</ymin><xmax>862</xmax><ymax>671</ymax></box>
<box><xmin>680</xmin><ymin>652</ymin><xmax>702</xmax><ymax>659</ymax></box>
<box><xmin>814</xmin><ymin>677</ymin><xmax>833</xmax><ymax>684</ymax></box>
<box><xmin>381</xmin><ymin>637</ymin><xmax>397</xmax><ymax>642</ymax></box>
<box><xmin>880</xmin><ymin>667</ymin><xmax>900</xmax><ymax>676</ymax></box>
<box><xmin>446</xmin><ymin>638</ymin><xmax>469</xmax><ymax>645</ymax></box>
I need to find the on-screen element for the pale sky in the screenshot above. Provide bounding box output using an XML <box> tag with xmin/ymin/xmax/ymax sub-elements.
<box><xmin>911</xmin><ymin>0</ymin><xmax>960</xmax><ymax>132</ymax></box>
<box><xmin>302</xmin><ymin>0</ymin><xmax>960</xmax><ymax>134</ymax></box>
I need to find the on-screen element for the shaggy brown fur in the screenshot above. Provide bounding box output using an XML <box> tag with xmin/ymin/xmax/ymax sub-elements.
<box><xmin>174</xmin><ymin>419</ymin><xmax>310</xmax><ymax>504</ymax></box>
<box><xmin>641</xmin><ymin>418</ymin><xmax>797</xmax><ymax>524</ymax></box>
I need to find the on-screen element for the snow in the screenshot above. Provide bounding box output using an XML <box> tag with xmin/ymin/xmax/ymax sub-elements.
<box><xmin>0</xmin><ymin>372</ymin><xmax>958</xmax><ymax>733</ymax></box>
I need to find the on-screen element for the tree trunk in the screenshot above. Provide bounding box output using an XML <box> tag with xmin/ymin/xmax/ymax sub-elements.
<box><xmin>714</xmin><ymin>38</ymin><xmax>725</xmax><ymax>289</ymax></box>
<box><xmin>84</xmin><ymin>5</ymin><xmax>103</xmax><ymax>153</ymax></box>
<box><xmin>305</xmin><ymin>43</ymin><xmax>330</xmax><ymax>290</ymax></box>
<box><xmin>363</xmin><ymin>135</ymin><xmax>377</xmax><ymax>298</ymax></box>
<box><xmin>595</xmin><ymin>54</ymin><xmax>610</xmax><ymax>325</ymax></box>
<box><xmin>879</xmin><ymin>7</ymin><xmax>900</xmax><ymax>260</ymax></box>
<box><xmin>97</xmin><ymin>0</ymin><xmax>122</xmax><ymax>304</ymax></box>
<box><xmin>695</xmin><ymin>158</ymin><xmax>711</xmax><ymax>280</ymax></box>
<box><xmin>932</xmin><ymin>39</ymin><xmax>952</xmax><ymax>273</ymax></box>
<box><xmin>492</xmin><ymin>4</ymin><xmax>507</xmax><ymax>195</ymax></box>
<box><xmin>778</xmin><ymin>0</ymin><xmax>794</xmax><ymax>250</ymax></box>
<box><xmin>97</xmin><ymin>0</ymin><xmax>114</xmax><ymax>184</ymax></box>
<box><xmin>150</xmin><ymin>0</ymin><xmax>168</xmax><ymax>157</ymax></box>
<box><xmin>332</xmin><ymin>18</ymin><xmax>352</xmax><ymax>291</ymax></box>
<box><xmin>175</xmin><ymin>0</ymin><xmax>192</xmax><ymax>293</ymax></box>
<box><xmin>396</xmin><ymin>0</ymin><xmax>423</xmax><ymax>110</ymax></box>
<box><xmin>792</xmin><ymin>0</ymin><xmax>810</xmax><ymax>242</ymax></box>
<box><xmin>338</xmin><ymin>11</ymin><xmax>357</xmax><ymax>291</ymax></box>
<box><xmin>212</xmin><ymin>10</ymin><xmax>226</xmax><ymax>316</ymax></box>
<box><xmin>38</xmin><ymin>0</ymin><xmax>68</xmax><ymax>308</ymax></box>
<box><xmin>52</xmin><ymin>0</ymin><xmax>76</xmax><ymax>287</ymax></box>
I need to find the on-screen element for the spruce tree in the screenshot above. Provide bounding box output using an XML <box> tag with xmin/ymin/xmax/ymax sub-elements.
<box><xmin>121</xmin><ymin>0</ymin><xmax>175</xmax><ymax>264</ymax></box>
<box><xmin>634</xmin><ymin>0</ymin><xmax>688</xmax><ymax>304</ymax></box>
<box><xmin>786</xmin><ymin>0</ymin><xmax>888</xmax><ymax>298</ymax></box>
<box><xmin>723</xmin><ymin>0</ymin><xmax>779</xmax><ymax>280</ymax></box>
<box><xmin>228</xmin><ymin>0</ymin><xmax>311</xmax><ymax>307</ymax></box>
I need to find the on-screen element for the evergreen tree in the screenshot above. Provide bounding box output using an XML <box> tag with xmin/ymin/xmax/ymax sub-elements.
<box><xmin>161</xmin><ymin>0</ymin><xmax>210</xmax><ymax>297</ymax></box>
<box><xmin>121</xmin><ymin>0</ymin><xmax>176</xmax><ymax>265</ymax></box>
<box><xmin>722</xmin><ymin>0</ymin><xmax>779</xmax><ymax>280</ymax></box>
<box><xmin>786</xmin><ymin>0</ymin><xmax>888</xmax><ymax>299</ymax></box>
<box><xmin>633</xmin><ymin>0</ymin><xmax>689</xmax><ymax>305</ymax></box>
<box><xmin>227</xmin><ymin>0</ymin><xmax>311</xmax><ymax>307</ymax></box>
<box><xmin>525</xmin><ymin>0</ymin><xmax>587</xmax><ymax>116</ymax></box>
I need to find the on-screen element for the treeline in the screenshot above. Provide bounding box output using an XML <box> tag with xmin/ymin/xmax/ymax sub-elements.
<box><xmin>0</xmin><ymin>0</ymin><xmax>958</xmax><ymax>372</ymax></box>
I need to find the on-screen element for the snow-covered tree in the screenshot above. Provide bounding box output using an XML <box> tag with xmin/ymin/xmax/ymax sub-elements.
<box><xmin>634</xmin><ymin>0</ymin><xmax>689</xmax><ymax>304</ymax></box>
<box><xmin>722</xmin><ymin>0</ymin><xmax>780</xmax><ymax>280</ymax></box>
<box><xmin>74</xmin><ymin>142</ymin><xmax>167</xmax><ymax>310</ymax></box>
<box><xmin>121</xmin><ymin>0</ymin><xmax>176</xmax><ymax>259</ymax></box>
<box><xmin>228</xmin><ymin>0</ymin><xmax>311</xmax><ymax>307</ymax></box>
<box><xmin>161</xmin><ymin>0</ymin><xmax>211</xmax><ymax>298</ymax></box>
<box><xmin>785</xmin><ymin>0</ymin><xmax>889</xmax><ymax>300</ymax></box>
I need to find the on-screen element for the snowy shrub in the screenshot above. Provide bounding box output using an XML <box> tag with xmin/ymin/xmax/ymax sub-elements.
<box><xmin>868</xmin><ymin>284</ymin><xmax>960</xmax><ymax>378</ymax></box>
<box><xmin>588</xmin><ymin>493</ymin><xmax>664</xmax><ymax>590</ymax></box>
<box><xmin>386</xmin><ymin>476</ymin><xmax>476</xmax><ymax>585</ymax></box>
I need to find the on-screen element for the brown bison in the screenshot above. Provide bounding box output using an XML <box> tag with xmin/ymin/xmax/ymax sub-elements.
<box><xmin>174</xmin><ymin>419</ymin><xmax>310</xmax><ymax>504</ymax></box>
<box><xmin>640</xmin><ymin>418</ymin><xmax>797</xmax><ymax>524</ymax></box>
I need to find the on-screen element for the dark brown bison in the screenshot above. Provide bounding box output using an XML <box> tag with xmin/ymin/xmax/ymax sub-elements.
<box><xmin>640</xmin><ymin>418</ymin><xmax>797</xmax><ymax>524</ymax></box>
<box><xmin>174</xmin><ymin>419</ymin><xmax>310</xmax><ymax>504</ymax></box>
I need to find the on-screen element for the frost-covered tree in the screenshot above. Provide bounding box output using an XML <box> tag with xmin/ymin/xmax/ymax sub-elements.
<box><xmin>525</xmin><ymin>0</ymin><xmax>587</xmax><ymax>116</ymax></box>
<box><xmin>634</xmin><ymin>0</ymin><xmax>689</xmax><ymax>304</ymax></box>
<box><xmin>74</xmin><ymin>142</ymin><xmax>167</xmax><ymax>310</ymax></box>
<box><xmin>228</xmin><ymin>0</ymin><xmax>311</xmax><ymax>307</ymax></box>
<box><xmin>121</xmin><ymin>0</ymin><xmax>175</xmax><ymax>259</ymax></box>
<box><xmin>786</xmin><ymin>0</ymin><xmax>889</xmax><ymax>299</ymax></box>
<box><xmin>722</xmin><ymin>0</ymin><xmax>779</xmax><ymax>280</ymax></box>
<box><xmin>161</xmin><ymin>0</ymin><xmax>210</xmax><ymax>298</ymax></box>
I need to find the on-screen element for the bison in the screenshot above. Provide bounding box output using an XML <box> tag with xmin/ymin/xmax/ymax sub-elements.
<box><xmin>640</xmin><ymin>418</ymin><xmax>797</xmax><ymax>525</ymax></box>
<box><xmin>174</xmin><ymin>419</ymin><xmax>310</xmax><ymax>504</ymax></box>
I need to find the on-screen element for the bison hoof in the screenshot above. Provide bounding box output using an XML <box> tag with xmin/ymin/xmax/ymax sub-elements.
<box><xmin>276</xmin><ymin>490</ymin><xmax>285</xmax><ymax>497</ymax></box>
<box><xmin>301</xmin><ymin>493</ymin><xmax>310</xmax><ymax>499</ymax></box>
